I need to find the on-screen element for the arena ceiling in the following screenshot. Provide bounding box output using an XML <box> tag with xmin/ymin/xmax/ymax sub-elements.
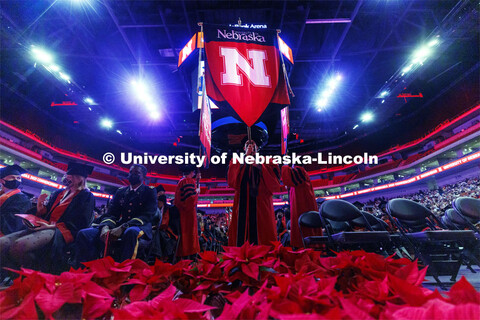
<box><xmin>1</xmin><ymin>0</ymin><xmax>479</xmax><ymax>160</ymax></box>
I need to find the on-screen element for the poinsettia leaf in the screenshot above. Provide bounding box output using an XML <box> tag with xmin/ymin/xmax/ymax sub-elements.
<box><xmin>35</xmin><ymin>283</ymin><xmax>75</xmax><ymax>319</ymax></box>
<box><xmin>82</xmin><ymin>292</ymin><xmax>114</xmax><ymax>319</ymax></box>
<box><xmin>1</xmin><ymin>291</ymin><xmax>38</xmax><ymax>320</ymax></box>
<box><xmin>340</xmin><ymin>298</ymin><xmax>375</xmax><ymax>320</ymax></box>
<box><xmin>174</xmin><ymin>298</ymin><xmax>216</xmax><ymax>313</ymax></box>
<box><xmin>150</xmin><ymin>284</ymin><xmax>177</xmax><ymax>308</ymax></box>
<box><xmin>241</xmin><ymin>263</ymin><xmax>260</xmax><ymax>280</ymax></box>
<box><xmin>447</xmin><ymin>276</ymin><xmax>480</xmax><ymax>305</ymax></box>
<box><xmin>394</xmin><ymin>260</ymin><xmax>427</xmax><ymax>286</ymax></box>
<box><xmin>129</xmin><ymin>284</ymin><xmax>150</xmax><ymax>302</ymax></box>
<box><xmin>193</xmin><ymin>281</ymin><xmax>214</xmax><ymax>292</ymax></box>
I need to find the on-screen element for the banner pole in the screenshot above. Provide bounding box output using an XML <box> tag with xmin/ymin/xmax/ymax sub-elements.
<box><xmin>247</xmin><ymin>126</ymin><xmax>252</xmax><ymax>142</ymax></box>
<box><xmin>196</xmin><ymin>22</ymin><xmax>204</xmax><ymax>94</ymax></box>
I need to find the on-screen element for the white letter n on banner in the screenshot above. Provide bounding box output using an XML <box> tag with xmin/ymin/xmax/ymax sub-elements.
<box><xmin>219</xmin><ymin>47</ymin><xmax>271</xmax><ymax>87</ymax></box>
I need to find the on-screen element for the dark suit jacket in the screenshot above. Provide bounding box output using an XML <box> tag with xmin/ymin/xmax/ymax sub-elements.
<box><xmin>99</xmin><ymin>184</ymin><xmax>157</xmax><ymax>238</ymax></box>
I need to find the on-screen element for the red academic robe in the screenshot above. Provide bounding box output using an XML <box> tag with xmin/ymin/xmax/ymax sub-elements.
<box><xmin>175</xmin><ymin>177</ymin><xmax>200</xmax><ymax>256</ymax></box>
<box><xmin>281</xmin><ymin>166</ymin><xmax>321</xmax><ymax>248</ymax></box>
<box><xmin>228</xmin><ymin>160</ymin><xmax>281</xmax><ymax>246</ymax></box>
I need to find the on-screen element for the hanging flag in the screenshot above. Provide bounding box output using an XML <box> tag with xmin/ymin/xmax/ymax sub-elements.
<box><xmin>280</xmin><ymin>106</ymin><xmax>290</xmax><ymax>155</ymax></box>
<box><xmin>203</xmin><ymin>25</ymin><xmax>290</xmax><ymax>127</ymax></box>
<box><xmin>199</xmin><ymin>78</ymin><xmax>212</xmax><ymax>168</ymax></box>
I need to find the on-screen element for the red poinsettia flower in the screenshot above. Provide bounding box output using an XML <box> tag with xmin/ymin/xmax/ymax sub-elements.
<box><xmin>446</xmin><ymin>276</ymin><xmax>480</xmax><ymax>305</ymax></box>
<box><xmin>388</xmin><ymin>298</ymin><xmax>480</xmax><ymax>320</ymax></box>
<box><xmin>125</xmin><ymin>259</ymin><xmax>188</xmax><ymax>301</ymax></box>
<box><xmin>220</xmin><ymin>242</ymin><xmax>277</xmax><ymax>287</ymax></box>
<box><xmin>0</xmin><ymin>268</ymin><xmax>114</xmax><ymax>320</ymax></box>
<box><xmin>217</xmin><ymin>288</ymin><xmax>269</xmax><ymax>320</ymax></box>
<box><xmin>386</xmin><ymin>273</ymin><xmax>444</xmax><ymax>307</ymax></box>
<box><xmin>80</xmin><ymin>256</ymin><xmax>149</xmax><ymax>298</ymax></box>
<box><xmin>0</xmin><ymin>271</ymin><xmax>45</xmax><ymax>319</ymax></box>
<box><xmin>112</xmin><ymin>284</ymin><xmax>215</xmax><ymax>320</ymax></box>
<box><xmin>187</xmin><ymin>252</ymin><xmax>228</xmax><ymax>299</ymax></box>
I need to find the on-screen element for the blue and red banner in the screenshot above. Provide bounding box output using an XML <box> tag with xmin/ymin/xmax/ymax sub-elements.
<box><xmin>203</xmin><ymin>25</ymin><xmax>290</xmax><ymax>127</ymax></box>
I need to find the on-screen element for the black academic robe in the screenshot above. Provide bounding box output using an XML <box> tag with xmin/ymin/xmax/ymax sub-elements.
<box><xmin>150</xmin><ymin>204</ymin><xmax>180</xmax><ymax>258</ymax></box>
<box><xmin>99</xmin><ymin>184</ymin><xmax>157</xmax><ymax>239</ymax></box>
<box><xmin>40</xmin><ymin>188</ymin><xmax>94</xmax><ymax>273</ymax></box>
<box><xmin>0</xmin><ymin>191</ymin><xmax>30</xmax><ymax>235</ymax></box>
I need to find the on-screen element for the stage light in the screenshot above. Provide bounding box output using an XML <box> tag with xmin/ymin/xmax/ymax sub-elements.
<box><xmin>100</xmin><ymin>118</ymin><xmax>113</xmax><ymax>129</ymax></box>
<box><xmin>150</xmin><ymin>111</ymin><xmax>161</xmax><ymax>120</ymax></box>
<box><xmin>314</xmin><ymin>73</ymin><xmax>343</xmax><ymax>110</ymax></box>
<box><xmin>31</xmin><ymin>46</ymin><xmax>53</xmax><ymax>64</ymax></box>
<box><xmin>316</xmin><ymin>97</ymin><xmax>328</xmax><ymax>109</ymax></box>
<box><xmin>88</xmin><ymin>107</ymin><xmax>92</xmax><ymax>111</ymax></box>
<box><xmin>48</xmin><ymin>64</ymin><xmax>60</xmax><ymax>72</ymax></box>
<box><xmin>402</xmin><ymin>64</ymin><xmax>413</xmax><ymax>73</ymax></box>
<box><xmin>381</xmin><ymin>100</ymin><xmax>385</xmax><ymax>104</ymax></box>
<box><xmin>361</xmin><ymin>111</ymin><xmax>374</xmax><ymax>122</ymax></box>
<box><xmin>326</xmin><ymin>74</ymin><xmax>342</xmax><ymax>89</ymax></box>
<box><xmin>412</xmin><ymin>46</ymin><xmax>432</xmax><ymax>64</ymax></box>
<box><xmin>59</xmin><ymin>72</ymin><xmax>71</xmax><ymax>82</ymax></box>
<box><xmin>116</xmin><ymin>130</ymin><xmax>122</xmax><ymax>135</ymax></box>
<box><xmin>353</xmin><ymin>124</ymin><xmax>359</xmax><ymax>130</ymax></box>
<box><xmin>428</xmin><ymin>38</ymin><xmax>439</xmax><ymax>47</ymax></box>
<box><xmin>131</xmin><ymin>80</ymin><xmax>149</xmax><ymax>96</ymax></box>
<box><xmin>145</xmin><ymin>102</ymin><xmax>157</xmax><ymax>111</ymax></box>
<box><xmin>84</xmin><ymin>97</ymin><xmax>95</xmax><ymax>105</ymax></box>
<box><xmin>379</xmin><ymin>91</ymin><xmax>389</xmax><ymax>98</ymax></box>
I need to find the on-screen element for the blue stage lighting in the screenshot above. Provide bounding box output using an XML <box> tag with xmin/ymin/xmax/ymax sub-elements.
<box><xmin>100</xmin><ymin>118</ymin><xmax>113</xmax><ymax>129</ymax></box>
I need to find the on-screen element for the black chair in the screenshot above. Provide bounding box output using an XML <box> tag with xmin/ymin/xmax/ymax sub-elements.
<box><xmin>351</xmin><ymin>211</ymin><xmax>389</xmax><ymax>231</ymax></box>
<box><xmin>319</xmin><ymin>200</ymin><xmax>390</xmax><ymax>254</ymax></box>
<box><xmin>452</xmin><ymin>197</ymin><xmax>480</xmax><ymax>234</ymax></box>
<box><xmin>298</xmin><ymin>211</ymin><xmax>328</xmax><ymax>250</ymax></box>
<box><xmin>386</xmin><ymin>198</ymin><xmax>477</xmax><ymax>289</ymax></box>
<box><xmin>442</xmin><ymin>209</ymin><xmax>468</xmax><ymax>230</ymax></box>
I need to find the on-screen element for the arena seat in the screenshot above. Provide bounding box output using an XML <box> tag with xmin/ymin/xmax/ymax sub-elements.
<box><xmin>442</xmin><ymin>209</ymin><xmax>463</xmax><ymax>230</ymax></box>
<box><xmin>452</xmin><ymin>197</ymin><xmax>480</xmax><ymax>234</ymax></box>
<box><xmin>386</xmin><ymin>198</ymin><xmax>477</xmax><ymax>289</ymax></box>
<box><xmin>298</xmin><ymin>211</ymin><xmax>328</xmax><ymax>250</ymax></box>
<box><xmin>319</xmin><ymin>200</ymin><xmax>390</xmax><ymax>254</ymax></box>
<box><xmin>351</xmin><ymin>211</ymin><xmax>389</xmax><ymax>231</ymax></box>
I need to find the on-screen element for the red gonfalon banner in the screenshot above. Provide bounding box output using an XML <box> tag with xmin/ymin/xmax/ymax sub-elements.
<box><xmin>199</xmin><ymin>82</ymin><xmax>212</xmax><ymax>168</ymax></box>
<box><xmin>281</xmin><ymin>106</ymin><xmax>289</xmax><ymax>155</ymax></box>
<box><xmin>204</xmin><ymin>25</ymin><xmax>290</xmax><ymax>127</ymax></box>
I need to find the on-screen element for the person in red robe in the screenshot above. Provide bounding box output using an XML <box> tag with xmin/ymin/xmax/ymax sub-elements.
<box><xmin>281</xmin><ymin>165</ymin><xmax>321</xmax><ymax>248</ymax></box>
<box><xmin>228</xmin><ymin>140</ymin><xmax>281</xmax><ymax>246</ymax></box>
<box><xmin>175</xmin><ymin>165</ymin><xmax>200</xmax><ymax>258</ymax></box>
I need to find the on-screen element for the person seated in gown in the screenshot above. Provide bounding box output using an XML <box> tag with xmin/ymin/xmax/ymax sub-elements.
<box><xmin>0</xmin><ymin>162</ymin><xmax>95</xmax><ymax>273</ymax></box>
<box><xmin>149</xmin><ymin>194</ymin><xmax>180</xmax><ymax>262</ymax></box>
<box><xmin>0</xmin><ymin>165</ymin><xmax>32</xmax><ymax>236</ymax></box>
<box><xmin>75</xmin><ymin>164</ymin><xmax>157</xmax><ymax>264</ymax></box>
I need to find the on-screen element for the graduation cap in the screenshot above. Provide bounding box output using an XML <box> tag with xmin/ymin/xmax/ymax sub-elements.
<box><xmin>0</xmin><ymin>164</ymin><xmax>28</xmax><ymax>179</ymax></box>
<box><xmin>66</xmin><ymin>162</ymin><xmax>94</xmax><ymax>177</ymax></box>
